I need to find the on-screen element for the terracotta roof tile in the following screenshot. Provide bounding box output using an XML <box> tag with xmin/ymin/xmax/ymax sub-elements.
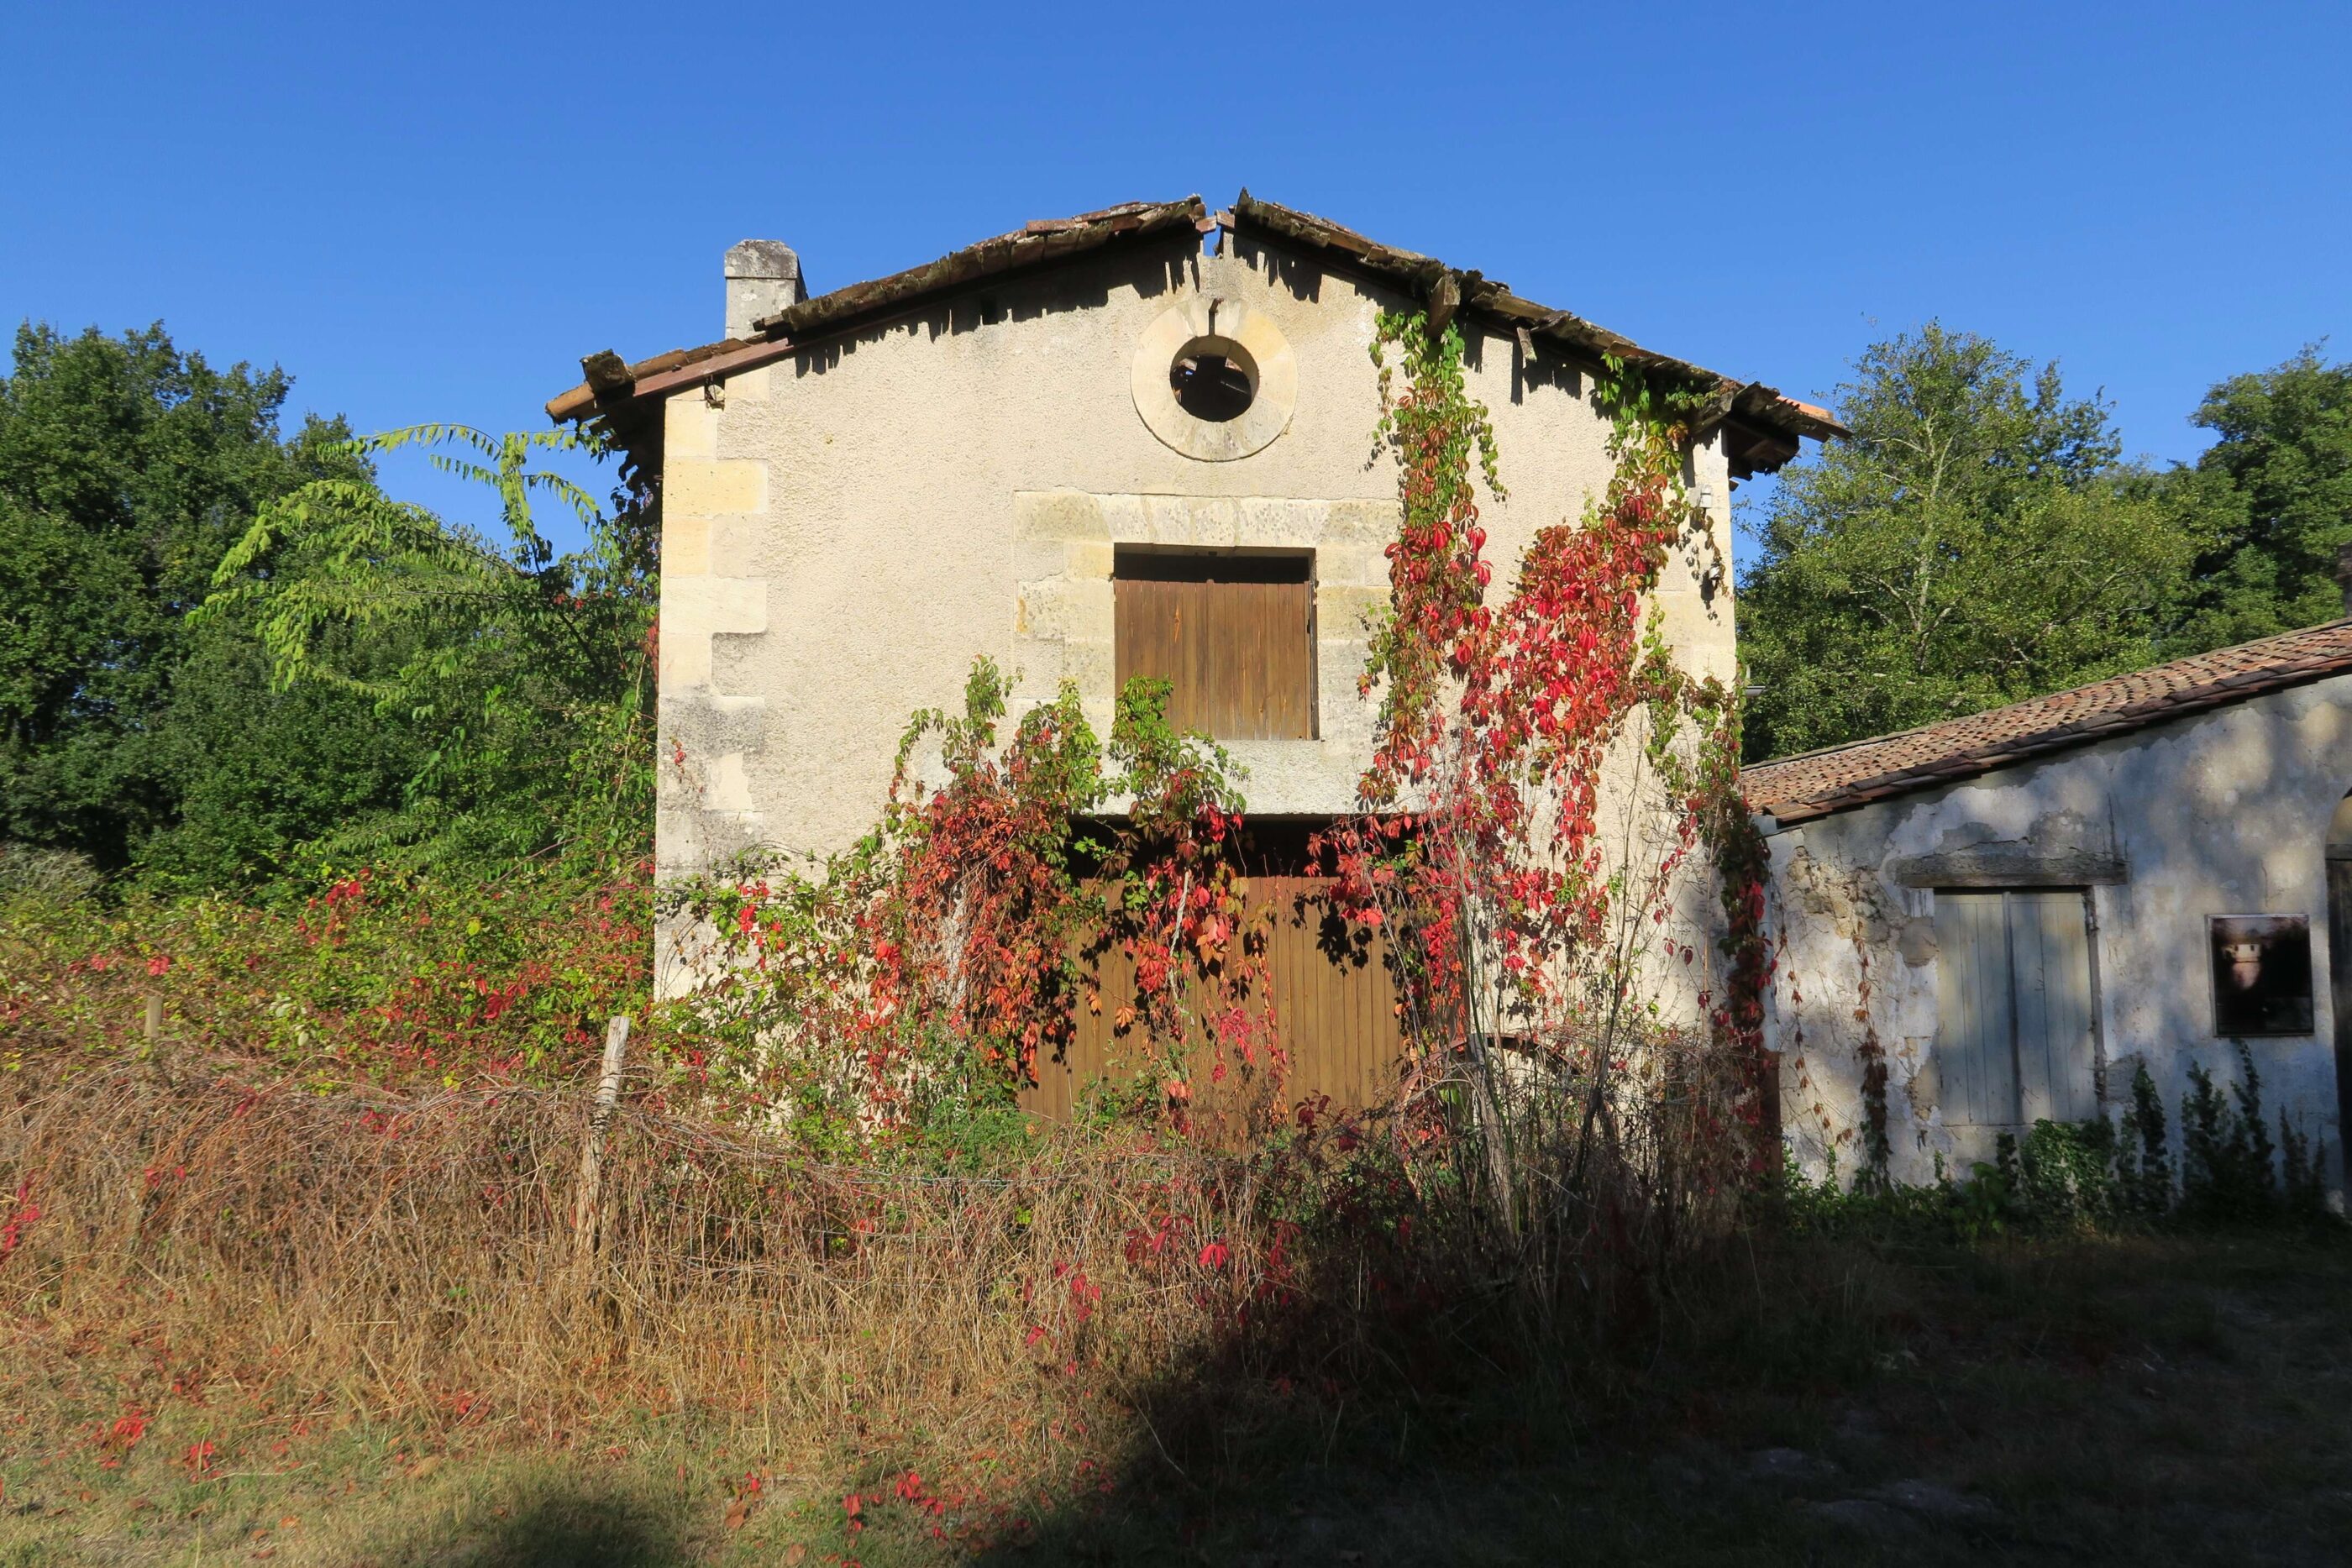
<box><xmin>1744</xmin><ymin>621</ymin><xmax>2352</xmax><ymax>825</ymax></box>
<box><xmin>545</xmin><ymin>191</ymin><xmax>1844</xmax><ymax>465</ymax></box>
<box><xmin>545</xmin><ymin>197</ymin><xmax>1208</xmax><ymax>425</ymax></box>
<box><xmin>1227</xmin><ymin>193</ymin><xmax>1845</xmax><ymax>453</ymax></box>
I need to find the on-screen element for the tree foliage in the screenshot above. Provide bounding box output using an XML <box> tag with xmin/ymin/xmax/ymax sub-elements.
<box><xmin>1739</xmin><ymin>324</ymin><xmax>2213</xmax><ymax>759</ymax></box>
<box><xmin>204</xmin><ymin>424</ymin><xmax>657</xmax><ymax>873</ymax></box>
<box><xmin>0</xmin><ymin>322</ymin><xmax>654</xmax><ymax>891</ymax></box>
<box><xmin>0</xmin><ymin>322</ymin><xmax>399</xmax><ymax>878</ymax></box>
<box><xmin>2175</xmin><ymin>345</ymin><xmax>2352</xmax><ymax>648</ymax></box>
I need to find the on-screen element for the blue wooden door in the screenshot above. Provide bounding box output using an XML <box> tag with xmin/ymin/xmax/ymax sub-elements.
<box><xmin>1935</xmin><ymin>889</ymin><xmax>2098</xmax><ymax>1126</ymax></box>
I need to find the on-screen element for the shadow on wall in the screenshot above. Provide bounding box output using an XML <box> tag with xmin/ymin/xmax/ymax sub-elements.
<box><xmin>785</xmin><ymin>245</ymin><xmax>1195</xmax><ymax>382</ymax></box>
<box><xmin>1778</xmin><ymin>695</ymin><xmax>2352</xmax><ymax>1188</ymax></box>
<box><xmin>2126</xmin><ymin>700</ymin><xmax>2342</xmax><ymax>1054</ymax></box>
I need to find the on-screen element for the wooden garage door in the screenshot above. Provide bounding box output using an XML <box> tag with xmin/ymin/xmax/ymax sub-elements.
<box><xmin>1022</xmin><ymin>876</ymin><xmax>1405</xmax><ymax>1119</ymax></box>
<box><xmin>1935</xmin><ymin>889</ymin><xmax>2099</xmax><ymax>1125</ymax></box>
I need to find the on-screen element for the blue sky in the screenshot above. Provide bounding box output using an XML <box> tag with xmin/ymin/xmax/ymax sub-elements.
<box><xmin>4</xmin><ymin>2</ymin><xmax>2347</xmax><ymax>560</ymax></box>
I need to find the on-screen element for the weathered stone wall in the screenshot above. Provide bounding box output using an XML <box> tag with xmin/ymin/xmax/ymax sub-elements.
<box><xmin>1765</xmin><ymin>678</ymin><xmax>2352</xmax><ymax>1192</ymax></box>
<box><xmin>654</xmin><ymin>232</ymin><xmax>1735</xmax><ymax>904</ymax></box>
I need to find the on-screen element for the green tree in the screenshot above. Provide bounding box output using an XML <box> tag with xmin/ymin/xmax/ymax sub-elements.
<box><xmin>2173</xmin><ymin>345</ymin><xmax>2352</xmax><ymax>648</ymax></box>
<box><xmin>132</xmin><ymin>617</ymin><xmax>417</xmax><ymax>890</ymax></box>
<box><xmin>1738</xmin><ymin>324</ymin><xmax>2214</xmax><ymax>760</ymax></box>
<box><xmin>0</xmin><ymin>323</ymin><xmax>402</xmax><ymax>876</ymax></box>
<box><xmin>205</xmin><ymin>425</ymin><xmax>657</xmax><ymax>873</ymax></box>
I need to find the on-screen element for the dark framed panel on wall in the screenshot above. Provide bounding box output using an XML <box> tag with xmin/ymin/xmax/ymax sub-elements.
<box><xmin>2208</xmin><ymin>915</ymin><xmax>2315</xmax><ymax>1036</ymax></box>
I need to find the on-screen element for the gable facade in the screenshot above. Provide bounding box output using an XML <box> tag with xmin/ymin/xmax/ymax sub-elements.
<box><xmin>551</xmin><ymin>192</ymin><xmax>1835</xmax><ymax>1009</ymax></box>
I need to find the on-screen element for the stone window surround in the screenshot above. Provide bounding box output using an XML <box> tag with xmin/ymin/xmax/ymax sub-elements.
<box><xmin>1011</xmin><ymin>490</ymin><xmax>1396</xmax><ymax>816</ymax></box>
<box><xmin>1129</xmin><ymin>298</ymin><xmax>1297</xmax><ymax>463</ymax></box>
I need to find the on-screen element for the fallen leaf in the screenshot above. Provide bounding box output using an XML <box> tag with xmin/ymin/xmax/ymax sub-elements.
<box><xmin>277</xmin><ymin>1517</ymin><xmax>299</xmax><ymax>1529</ymax></box>
<box><xmin>724</xmin><ymin>1497</ymin><xmax>753</xmax><ymax>1530</ymax></box>
<box><xmin>784</xmin><ymin>1545</ymin><xmax>807</xmax><ymax>1565</ymax></box>
<box><xmin>406</xmin><ymin>1456</ymin><xmax>443</xmax><ymax>1481</ymax></box>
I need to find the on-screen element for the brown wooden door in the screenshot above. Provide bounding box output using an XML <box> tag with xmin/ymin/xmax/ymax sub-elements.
<box><xmin>1022</xmin><ymin>877</ymin><xmax>1405</xmax><ymax>1120</ymax></box>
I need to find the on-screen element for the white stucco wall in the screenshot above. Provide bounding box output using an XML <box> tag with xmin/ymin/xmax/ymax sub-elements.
<box><xmin>655</xmin><ymin>230</ymin><xmax>1736</xmax><ymax>885</ymax></box>
<box><xmin>1765</xmin><ymin>678</ymin><xmax>2352</xmax><ymax>1191</ymax></box>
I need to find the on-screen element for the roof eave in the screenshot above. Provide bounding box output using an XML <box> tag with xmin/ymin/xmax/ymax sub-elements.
<box><xmin>546</xmin><ymin>190</ymin><xmax>1847</xmax><ymax>471</ymax></box>
<box><xmin>1225</xmin><ymin>192</ymin><xmax>1846</xmax><ymax>464</ymax></box>
<box><xmin>749</xmin><ymin>197</ymin><xmax>1207</xmax><ymax>340</ymax></box>
<box><xmin>1745</xmin><ymin>625</ymin><xmax>2352</xmax><ymax>824</ymax></box>
<box><xmin>544</xmin><ymin>196</ymin><xmax>1208</xmax><ymax>427</ymax></box>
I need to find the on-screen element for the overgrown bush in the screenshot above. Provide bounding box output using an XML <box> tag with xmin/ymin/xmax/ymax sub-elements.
<box><xmin>1299</xmin><ymin>318</ymin><xmax>1774</xmax><ymax>1320</ymax></box>
<box><xmin>1788</xmin><ymin>1055</ymin><xmax>2337</xmax><ymax>1241</ymax></box>
<box><xmin>671</xmin><ymin>662</ymin><xmax>1268</xmax><ymax>1141</ymax></box>
<box><xmin>2116</xmin><ymin>1054</ymin><xmax>2175</xmax><ymax>1214</ymax></box>
<box><xmin>0</xmin><ymin>858</ymin><xmax>654</xmax><ymax>1087</ymax></box>
<box><xmin>2181</xmin><ymin>1043</ymin><xmax>2282</xmax><ymax>1222</ymax></box>
<box><xmin>0</xmin><ymin>842</ymin><xmax>101</xmax><ymax>904</ymax></box>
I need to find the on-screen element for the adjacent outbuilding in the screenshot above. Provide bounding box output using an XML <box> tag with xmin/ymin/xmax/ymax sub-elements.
<box><xmin>1746</xmin><ymin>619</ymin><xmax>2352</xmax><ymax>1192</ymax></box>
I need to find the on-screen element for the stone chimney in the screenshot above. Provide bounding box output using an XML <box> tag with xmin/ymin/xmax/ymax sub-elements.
<box><xmin>2337</xmin><ymin>543</ymin><xmax>2352</xmax><ymax>620</ymax></box>
<box><xmin>724</xmin><ymin>240</ymin><xmax>806</xmax><ymax>339</ymax></box>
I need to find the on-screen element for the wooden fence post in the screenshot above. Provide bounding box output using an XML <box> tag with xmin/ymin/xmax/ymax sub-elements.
<box><xmin>143</xmin><ymin>994</ymin><xmax>162</xmax><ymax>1042</ymax></box>
<box><xmin>571</xmin><ymin>1015</ymin><xmax>631</xmax><ymax>1261</ymax></box>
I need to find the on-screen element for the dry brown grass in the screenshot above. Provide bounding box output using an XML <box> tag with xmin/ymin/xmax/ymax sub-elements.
<box><xmin>0</xmin><ymin>1043</ymin><xmax>1383</xmax><ymax>1550</ymax></box>
<box><xmin>11</xmin><ymin>1046</ymin><xmax>2352</xmax><ymax>1566</ymax></box>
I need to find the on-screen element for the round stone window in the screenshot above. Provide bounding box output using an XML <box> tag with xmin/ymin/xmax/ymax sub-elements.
<box><xmin>1132</xmin><ymin>301</ymin><xmax>1294</xmax><ymax>461</ymax></box>
<box><xmin>1169</xmin><ymin>336</ymin><xmax>1257</xmax><ymax>422</ymax></box>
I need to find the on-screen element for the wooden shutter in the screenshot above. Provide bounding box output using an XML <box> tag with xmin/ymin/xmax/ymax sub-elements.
<box><xmin>2010</xmin><ymin>889</ymin><xmax>2098</xmax><ymax>1123</ymax></box>
<box><xmin>1935</xmin><ymin>889</ymin><xmax>2098</xmax><ymax>1126</ymax></box>
<box><xmin>1935</xmin><ymin>891</ymin><xmax>2016</xmax><ymax>1125</ymax></box>
<box><xmin>1114</xmin><ymin>553</ymin><xmax>1315</xmax><ymax>741</ymax></box>
<box><xmin>1253</xmin><ymin>875</ymin><xmax>1404</xmax><ymax>1106</ymax></box>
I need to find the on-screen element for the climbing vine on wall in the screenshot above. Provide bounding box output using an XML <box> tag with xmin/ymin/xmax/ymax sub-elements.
<box><xmin>685</xmin><ymin>664</ymin><xmax>1275</xmax><ymax>1130</ymax></box>
<box><xmin>1331</xmin><ymin>311</ymin><xmax>1778</xmax><ymax>1233</ymax></box>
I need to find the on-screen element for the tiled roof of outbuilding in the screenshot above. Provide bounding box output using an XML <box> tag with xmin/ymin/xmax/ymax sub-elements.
<box><xmin>1743</xmin><ymin>621</ymin><xmax>2352</xmax><ymax>826</ymax></box>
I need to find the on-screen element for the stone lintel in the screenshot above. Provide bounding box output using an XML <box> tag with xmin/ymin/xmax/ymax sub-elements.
<box><xmin>1893</xmin><ymin>850</ymin><xmax>2127</xmax><ymax>889</ymax></box>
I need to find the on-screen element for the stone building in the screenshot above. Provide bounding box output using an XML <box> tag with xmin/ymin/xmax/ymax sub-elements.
<box><xmin>546</xmin><ymin>192</ymin><xmax>1837</xmax><ymax>1069</ymax></box>
<box><xmin>1746</xmin><ymin>622</ymin><xmax>2352</xmax><ymax>1192</ymax></box>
